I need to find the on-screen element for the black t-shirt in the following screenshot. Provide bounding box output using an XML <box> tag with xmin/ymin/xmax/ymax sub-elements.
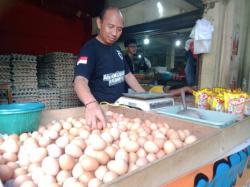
<box><xmin>74</xmin><ymin>38</ymin><xmax>130</xmax><ymax>103</ymax></box>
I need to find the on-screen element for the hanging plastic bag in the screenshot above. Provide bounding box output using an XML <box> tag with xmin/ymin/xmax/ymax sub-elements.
<box><xmin>190</xmin><ymin>18</ymin><xmax>214</xmax><ymax>54</ymax></box>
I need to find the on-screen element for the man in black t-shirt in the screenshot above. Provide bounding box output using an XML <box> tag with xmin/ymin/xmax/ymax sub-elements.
<box><xmin>74</xmin><ymin>6</ymin><xmax>145</xmax><ymax>130</ymax></box>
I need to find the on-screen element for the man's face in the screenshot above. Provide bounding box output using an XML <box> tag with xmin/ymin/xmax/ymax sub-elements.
<box><xmin>97</xmin><ymin>9</ymin><xmax>124</xmax><ymax>45</ymax></box>
<box><xmin>127</xmin><ymin>44</ymin><xmax>137</xmax><ymax>55</ymax></box>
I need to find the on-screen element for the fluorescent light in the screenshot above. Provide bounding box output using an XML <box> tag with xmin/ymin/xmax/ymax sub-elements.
<box><xmin>138</xmin><ymin>54</ymin><xmax>142</xmax><ymax>59</ymax></box>
<box><xmin>144</xmin><ymin>38</ymin><xmax>150</xmax><ymax>45</ymax></box>
<box><xmin>157</xmin><ymin>2</ymin><xmax>163</xmax><ymax>16</ymax></box>
<box><xmin>175</xmin><ymin>40</ymin><xmax>181</xmax><ymax>47</ymax></box>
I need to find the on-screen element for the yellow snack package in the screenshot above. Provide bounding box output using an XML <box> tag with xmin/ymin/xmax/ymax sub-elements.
<box><xmin>196</xmin><ymin>89</ymin><xmax>211</xmax><ymax>110</ymax></box>
<box><xmin>224</xmin><ymin>92</ymin><xmax>247</xmax><ymax>114</ymax></box>
<box><xmin>211</xmin><ymin>94</ymin><xmax>225</xmax><ymax>112</ymax></box>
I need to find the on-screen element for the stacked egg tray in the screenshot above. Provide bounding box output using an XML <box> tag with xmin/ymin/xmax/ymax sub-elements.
<box><xmin>37</xmin><ymin>52</ymin><xmax>76</xmax><ymax>89</ymax></box>
<box><xmin>0</xmin><ymin>55</ymin><xmax>11</xmax><ymax>84</ymax></box>
<box><xmin>10</xmin><ymin>54</ymin><xmax>38</xmax><ymax>103</ymax></box>
<box><xmin>38</xmin><ymin>88</ymin><xmax>60</xmax><ymax>110</ymax></box>
<box><xmin>59</xmin><ymin>87</ymin><xmax>81</xmax><ymax>109</ymax></box>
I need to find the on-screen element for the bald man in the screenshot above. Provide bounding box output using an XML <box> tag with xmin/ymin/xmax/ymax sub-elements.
<box><xmin>74</xmin><ymin>7</ymin><xmax>145</xmax><ymax>129</ymax></box>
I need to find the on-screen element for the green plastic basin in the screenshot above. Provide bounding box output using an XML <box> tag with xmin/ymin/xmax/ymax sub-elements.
<box><xmin>0</xmin><ymin>102</ymin><xmax>45</xmax><ymax>135</ymax></box>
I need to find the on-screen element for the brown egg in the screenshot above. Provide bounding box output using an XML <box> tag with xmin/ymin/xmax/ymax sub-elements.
<box><xmin>58</xmin><ymin>154</ymin><xmax>75</xmax><ymax>170</ymax></box>
<box><xmin>109</xmin><ymin>127</ymin><xmax>120</xmax><ymax>140</ymax></box>
<box><xmin>129</xmin><ymin>152</ymin><xmax>138</xmax><ymax>164</ymax></box>
<box><xmin>71</xmin><ymin>138</ymin><xmax>86</xmax><ymax>150</ymax></box>
<box><xmin>124</xmin><ymin>141</ymin><xmax>139</xmax><ymax>152</ymax></box>
<box><xmin>2</xmin><ymin>138</ymin><xmax>19</xmax><ymax>153</ymax></box>
<box><xmin>62</xmin><ymin>121</ymin><xmax>72</xmax><ymax>130</ymax></box>
<box><xmin>79</xmin><ymin>156</ymin><xmax>99</xmax><ymax>172</ymax></box>
<box><xmin>183</xmin><ymin>129</ymin><xmax>191</xmax><ymax>136</ymax></box>
<box><xmin>47</xmin><ymin>144</ymin><xmax>62</xmax><ymax>158</ymax></box>
<box><xmin>88</xmin><ymin>178</ymin><xmax>102</xmax><ymax>187</ymax></box>
<box><xmin>104</xmin><ymin>146</ymin><xmax>117</xmax><ymax>159</ymax></box>
<box><xmin>185</xmin><ymin>135</ymin><xmax>197</xmax><ymax>144</ymax></box>
<box><xmin>78</xmin><ymin>129</ymin><xmax>90</xmax><ymax>139</ymax></box>
<box><xmin>9</xmin><ymin>134</ymin><xmax>19</xmax><ymax>142</ymax></box>
<box><xmin>38</xmin><ymin>136</ymin><xmax>51</xmax><ymax>147</ymax></box>
<box><xmin>156</xmin><ymin>150</ymin><xmax>165</xmax><ymax>159</ymax></box>
<box><xmin>20</xmin><ymin>181</ymin><xmax>37</xmax><ymax>187</ymax></box>
<box><xmin>3</xmin><ymin>152</ymin><xmax>17</xmax><ymax>162</ymax></box>
<box><xmin>78</xmin><ymin>171</ymin><xmax>94</xmax><ymax>185</ymax></box>
<box><xmin>163</xmin><ymin>140</ymin><xmax>176</xmax><ymax>154</ymax></box>
<box><xmin>129</xmin><ymin>164</ymin><xmax>139</xmax><ymax>172</ymax></box>
<box><xmin>95</xmin><ymin>165</ymin><xmax>108</xmax><ymax>181</ymax></box>
<box><xmin>56</xmin><ymin>136</ymin><xmax>69</xmax><ymax>148</ymax></box>
<box><xmin>6</xmin><ymin>162</ymin><xmax>19</xmax><ymax>170</ymax></box>
<box><xmin>92</xmin><ymin>151</ymin><xmax>110</xmax><ymax>165</ymax></box>
<box><xmin>177</xmin><ymin>130</ymin><xmax>186</xmax><ymax>141</ymax></box>
<box><xmin>153</xmin><ymin>138</ymin><xmax>165</xmax><ymax>149</ymax></box>
<box><xmin>144</xmin><ymin>141</ymin><xmax>159</xmax><ymax>153</ymax></box>
<box><xmin>89</xmin><ymin>134</ymin><xmax>106</xmax><ymax>151</ymax></box>
<box><xmin>0</xmin><ymin>155</ymin><xmax>5</xmax><ymax>164</ymax></box>
<box><xmin>103</xmin><ymin>171</ymin><xmax>118</xmax><ymax>183</ymax></box>
<box><xmin>65</xmin><ymin>143</ymin><xmax>82</xmax><ymax>158</ymax></box>
<box><xmin>101</xmin><ymin>132</ymin><xmax>114</xmax><ymax>144</ymax></box>
<box><xmin>63</xmin><ymin>177</ymin><xmax>77</xmax><ymax>187</ymax></box>
<box><xmin>107</xmin><ymin>160</ymin><xmax>128</xmax><ymax>175</ymax></box>
<box><xmin>137</xmin><ymin>148</ymin><xmax>147</xmax><ymax>158</ymax></box>
<box><xmin>171</xmin><ymin>139</ymin><xmax>183</xmax><ymax>149</ymax></box>
<box><xmin>41</xmin><ymin>156</ymin><xmax>59</xmax><ymax>176</ymax></box>
<box><xmin>28</xmin><ymin>163</ymin><xmax>40</xmax><ymax>173</ymax></box>
<box><xmin>31</xmin><ymin>167</ymin><xmax>44</xmax><ymax>183</ymax></box>
<box><xmin>72</xmin><ymin>163</ymin><xmax>84</xmax><ymax>178</ymax></box>
<box><xmin>48</xmin><ymin>130</ymin><xmax>59</xmax><ymax>140</ymax></box>
<box><xmin>115</xmin><ymin>149</ymin><xmax>129</xmax><ymax>162</ymax></box>
<box><xmin>146</xmin><ymin>153</ymin><xmax>157</xmax><ymax>162</ymax></box>
<box><xmin>51</xmin><ymin>122</ymin><xmax>62</xmax><ymax>132</ymax></box>
<box><xmin>30</xmin><ymin>147</ymin><xmax>47</xmax><ymax>163</ymax></box>
<box><xmin>136</xmin><ymin>157</ymin><xmax>148</xmax><ymax>167</ymax></box>
<box><xmin>56</xmin><ymin>170</ymin><xmax>71</xmax><ymax>185</ymax></box>
<box><xmin>37</xmin><ymin>174</ymin><xmax>56</xmax><ymax>187</ymax></box>
<box><xmin>0</xmin><ymin>165</ymin><xmax>13</xmax><ymax>182</ymax></box>
<box><xmin>13</xmin><ymin>175</ymin><xmax>31</xmax><ymax>187</ymax></box>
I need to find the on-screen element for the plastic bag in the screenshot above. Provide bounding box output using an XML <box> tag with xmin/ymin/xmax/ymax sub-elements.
<box><xmin>194</xmin><ymin>39</ymin><xmax>212</xmax><ymax>54</ymax></box>
<box><xmin>190</xmin><ymin>18</ymin><xmax>214</xmax><ymax>54</ymax></box>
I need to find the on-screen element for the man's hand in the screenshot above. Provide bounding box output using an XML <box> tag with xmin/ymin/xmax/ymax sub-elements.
<box><xmin>85</xmin><ymin>102</ymin><xmax>107</xmax><ymax>130</ymax></box>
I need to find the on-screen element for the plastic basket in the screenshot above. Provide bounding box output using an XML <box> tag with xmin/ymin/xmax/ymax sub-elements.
<box><xmin>0</xmin><ymin>102</ymin><xmax>45</xmax><ymax>135</ymax></box>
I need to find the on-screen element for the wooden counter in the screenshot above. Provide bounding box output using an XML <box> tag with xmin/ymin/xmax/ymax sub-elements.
<box><xmin>40</xmin><ymin>106</ymin><xmax>250</xmax><ymax>187</ymax></box>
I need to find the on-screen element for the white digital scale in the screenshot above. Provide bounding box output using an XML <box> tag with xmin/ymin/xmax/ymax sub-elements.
<box><xmin>115</xmin><ymin>92</ymin><xmax>174</xmax><ymax>111</ymax></box>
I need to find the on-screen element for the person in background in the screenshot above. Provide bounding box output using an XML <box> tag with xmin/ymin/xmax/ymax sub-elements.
<box><xmin>124</xmin><ymin>38</ymin><xmax>137</xmax><ymax>73</ymax></box>
<box><xmin>184</xmin><ymin>39</ymin><xmax>197</xmax><ymax>86</ymax></box>
<box><xmin>74</xmin><ymin>6</ymin><xmax>145</xmax><ymax>130</ymax></box>
<box><xmin>124</xmin><ymin>39</ymin><xmax>151</xmax><ymax>73</ymax></box>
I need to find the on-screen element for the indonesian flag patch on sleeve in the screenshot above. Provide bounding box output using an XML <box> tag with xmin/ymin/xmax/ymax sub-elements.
<box><xmin>77</xmin><ymin>56</ymin><xmax>88</xmax><ymax>65</ymax></box>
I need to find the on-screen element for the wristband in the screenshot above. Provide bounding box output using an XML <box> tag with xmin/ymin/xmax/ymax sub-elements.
<box><xmin>85</xmin><ymin>100</ymin><xmax>97</xmax><ymax>107</ymax></box>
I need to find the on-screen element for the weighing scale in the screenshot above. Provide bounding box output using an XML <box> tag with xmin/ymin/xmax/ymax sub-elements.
<box><xmin>115</xmin><ymin>92</ymin><xmax>174</xmax><ymax>111</ymax></box>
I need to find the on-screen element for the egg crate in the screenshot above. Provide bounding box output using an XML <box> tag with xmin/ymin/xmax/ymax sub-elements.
<box><xmin>0</xmin><ymin>55</ymin><xmax>11</xmax><ymax>62</ymax></box>
<box><xmin>12</xmin><ymin>90</ymin><xmax>38</xmax><ymax>96</ymax></box>
<box><xmin>13</xmin><ymin>98</ymin><xmax>39</xmax><ymax>103</ymax></box>
<box><xmin>11</xmin><ymin>76</ymin><xmax>37</xmax><ymax>81</ymax></box>
<box><xmin>11</xmin><ymin>85</ymin><xmax>38</xmax><ymax>91</ymax></box>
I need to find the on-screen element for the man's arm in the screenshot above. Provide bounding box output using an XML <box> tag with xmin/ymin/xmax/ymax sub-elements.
<box><xmin>74</xmin><ymin>76</ymin><xmax>106</xmax><ymax>129</ymax></box>
<box><xmin>125</xmin><ymin>72</ymin><xmax>145</xmax><ymax>92</ymax></box>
